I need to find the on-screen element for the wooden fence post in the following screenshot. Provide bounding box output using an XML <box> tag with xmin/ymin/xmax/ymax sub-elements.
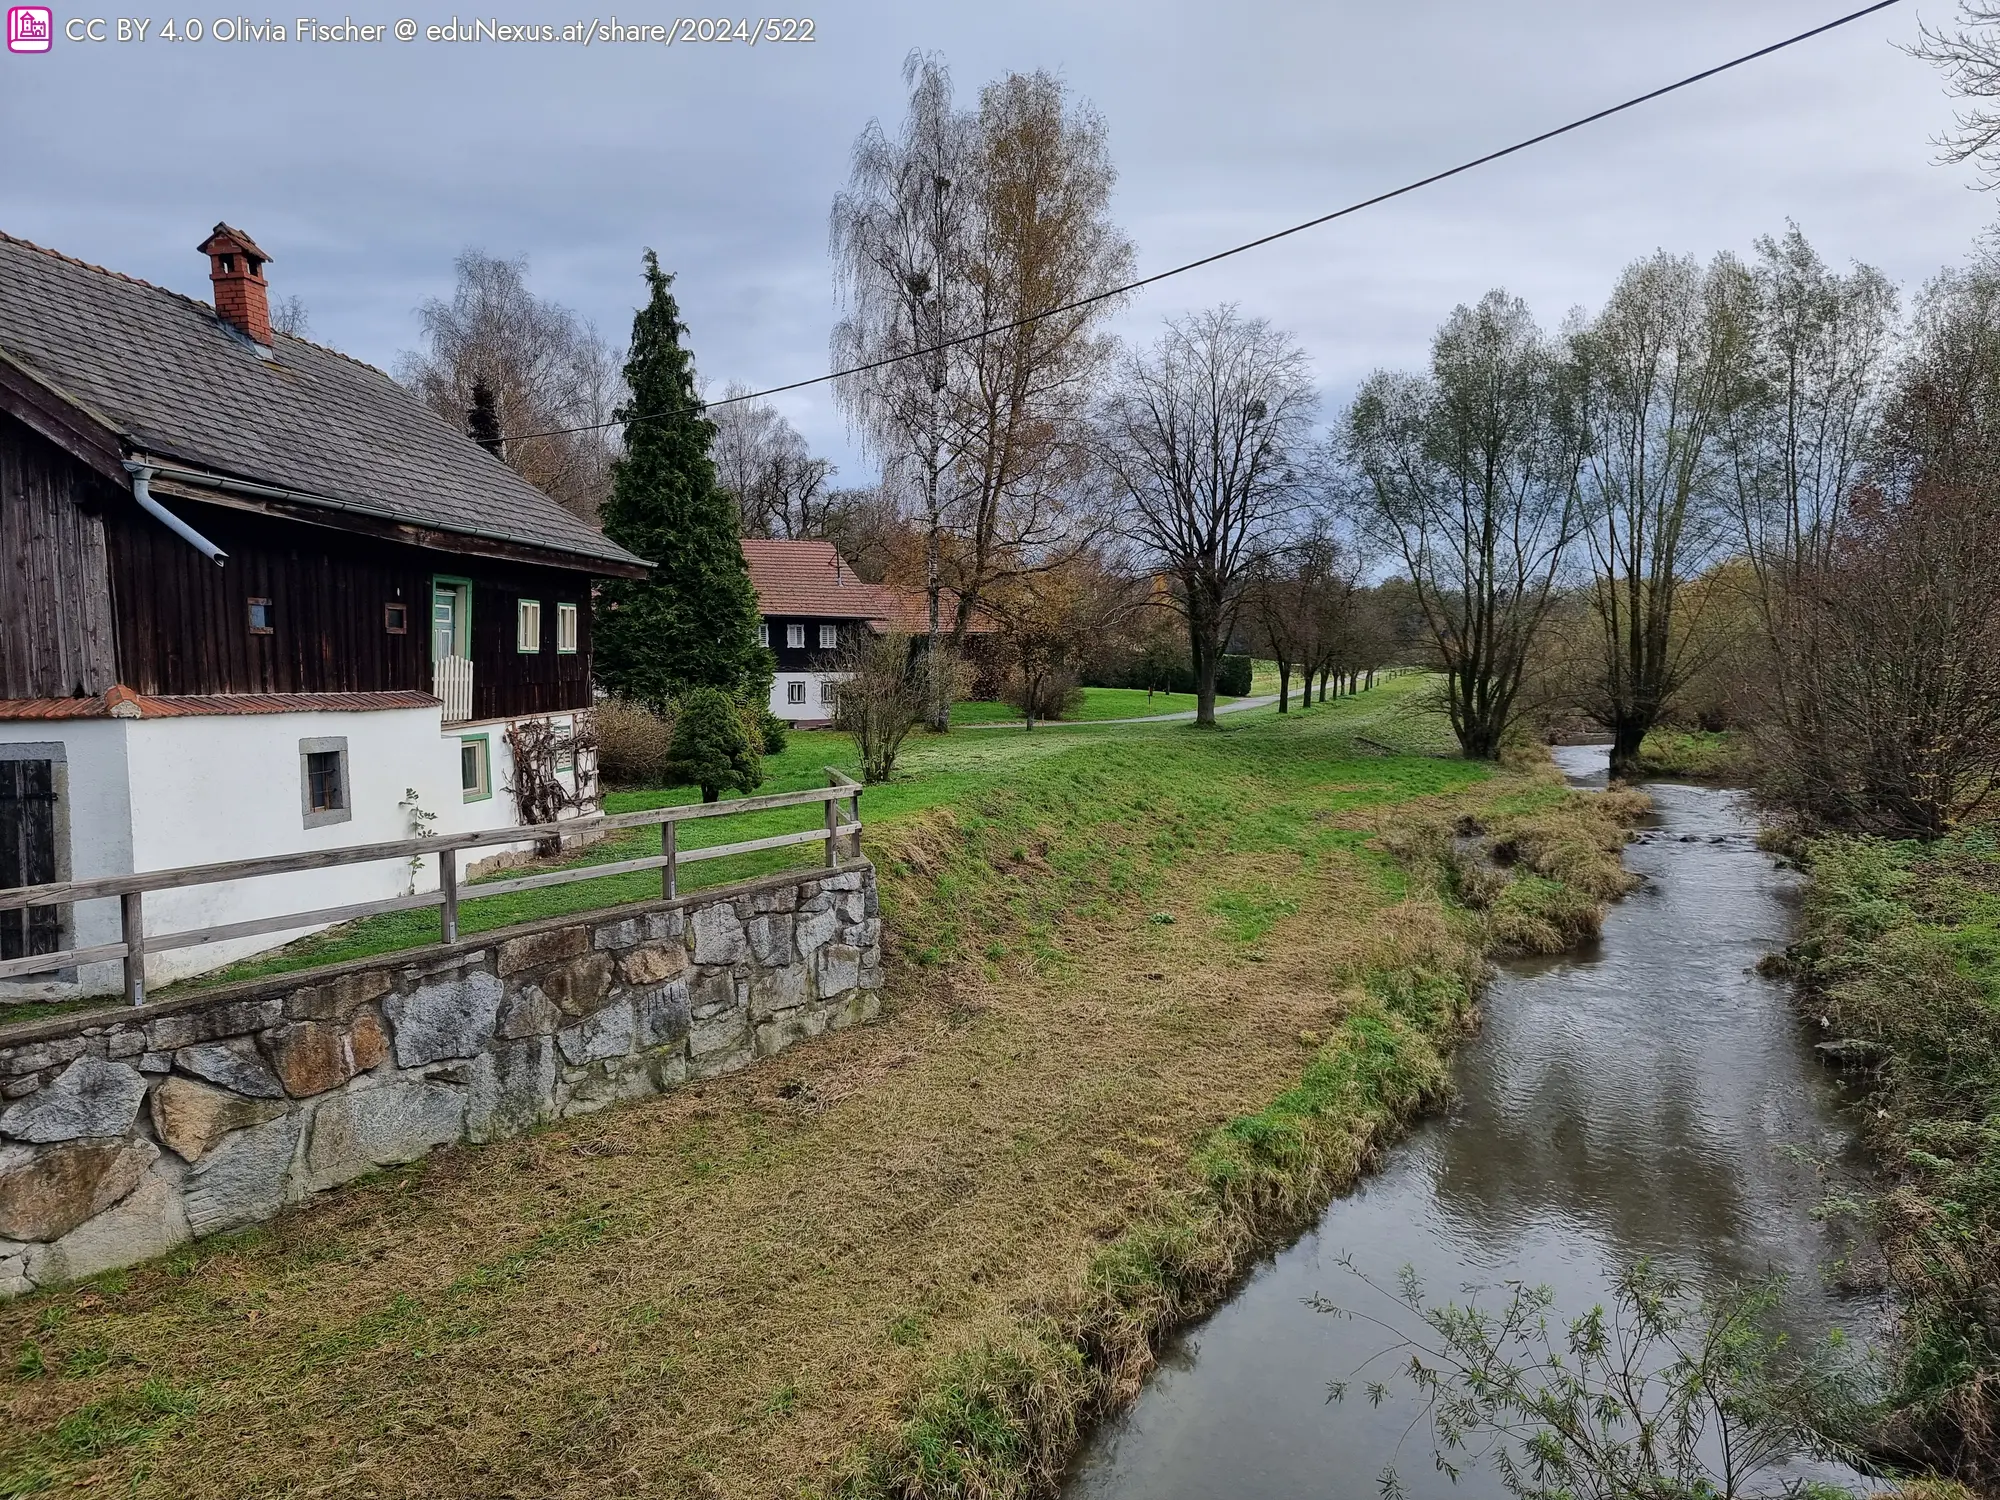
<box><xmin>120</xmin><ymin>890</ymin><xmax>144</xmax><ymax>1007</ymax></box>
<box><xmin>439</xmin><ymin>848</ymin><xmax>459</xmax><ymax>944</ymax></box>
<box><xmin>663</xmin><ymin>821</ymin><xmax>678</xmax><ymax>899</ymax></box>
<box><xmin>824</xmin><ymin>793</ymin><xmax>840</xmax><ymax>868</ymax></box>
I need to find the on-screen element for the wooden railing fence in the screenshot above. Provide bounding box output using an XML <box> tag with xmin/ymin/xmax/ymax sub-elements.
<box><xmin>0</xmin><ymin>769</ymin><xmax>864</xmax><ymax>1007</ymax></box>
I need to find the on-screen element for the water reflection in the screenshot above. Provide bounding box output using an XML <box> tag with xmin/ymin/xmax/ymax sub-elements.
<box><xmin>1064</xmin><ymin>747</ymin><xmax>1877</xmax><ymax>1500</ymax></box>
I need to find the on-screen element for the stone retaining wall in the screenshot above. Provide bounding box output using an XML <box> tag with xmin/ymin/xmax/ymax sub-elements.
<box><xmin>0</xmin><ymin>863</ymin><xmax>881</xmax><ymax>1298</ymax></box>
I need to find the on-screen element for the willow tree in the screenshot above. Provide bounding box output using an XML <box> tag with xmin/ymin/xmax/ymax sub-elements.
<box><xmin>1344</xmin><ymin>290</ymin><xmax>1582</xmax><ymax>760</ymax></box>
<box><xmin>1572</xmin><ymin>253</ymin><xmax>1755</xmax><ymax>776</ymax></box>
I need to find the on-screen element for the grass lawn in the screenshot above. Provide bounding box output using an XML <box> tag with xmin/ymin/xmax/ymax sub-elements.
<box><xmin>0</xmin><ymin>679</ymin><xmax>1641</xmax><ymax>1499</ymax></box>
<box><xmin>948</xmin><ymin>685</ymin><xmax>1237</xmax><ymax>727</ymax></box>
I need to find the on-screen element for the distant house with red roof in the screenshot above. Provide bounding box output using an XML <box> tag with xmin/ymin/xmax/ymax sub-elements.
<box><xmin>739</xmin><ymin>539</ymin><xmax>995</xmax><ymax>724</ymax></box>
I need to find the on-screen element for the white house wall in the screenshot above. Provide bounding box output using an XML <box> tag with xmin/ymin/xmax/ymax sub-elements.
<box><xmin>769</xmin><ymin>672</ymin><xmax>844</xmax><ymax>723</ymax></box>
<box><xmin>0</xmin><ymin>707</ymin><xmax>591</xmax><ymax>1000</ymax></box>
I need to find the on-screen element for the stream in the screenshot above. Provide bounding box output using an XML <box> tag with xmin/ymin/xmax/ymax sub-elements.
<box><xmin>1064</xmin><ymin>745</ymin><xmax>1884</xmax><ymax>1500</ymax></box>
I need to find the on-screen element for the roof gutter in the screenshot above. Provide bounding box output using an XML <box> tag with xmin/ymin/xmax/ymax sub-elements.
<box><xmin>131</xmin><ymin>457</ymin><xmax>645</xmax><ymax>573</ymax></box>
<box><xmin>124</xmin><ymin>462</ymin><xmax>226</xmax><ymax>565</ymax></box>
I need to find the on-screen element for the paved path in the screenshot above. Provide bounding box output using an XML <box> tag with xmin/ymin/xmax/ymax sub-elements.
<box><xmin>960</xmin><ymin>694</ymin><xmax>1280</xmax><ymax>730</ymax></box>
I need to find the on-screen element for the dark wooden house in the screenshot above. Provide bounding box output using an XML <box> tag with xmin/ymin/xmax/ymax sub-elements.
<box><xmin>0</xmin><ymin>223</ymin><xmax>646</xmax><ymax>990</ymax></box>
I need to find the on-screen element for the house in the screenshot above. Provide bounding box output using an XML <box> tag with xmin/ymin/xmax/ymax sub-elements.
<box><xmin>0</xmin><ymin>223</ymin><xmax>648</xmax><ymax>997</ymax></box>
<box><xmin>741</xmin><ymin>538</ymin><xmax>1002</xmax><ymax>725</ymax></box>
<box><xmin>742</xmin><ymin>539</ymin><xmax>897</xmax><ymax>725</ymax></box>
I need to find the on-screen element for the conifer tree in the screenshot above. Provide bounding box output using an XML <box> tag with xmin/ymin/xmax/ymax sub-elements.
<box><xmin>466</xmin><ymin>378</ymin><xmax>503</xmax><ymax>456</ymax></box>
<box><xmin>595</xmin><ymin>251</ymin><xmax>767</xmax><ymax>709</ymax></box>
<box><xmin>666</xmin><ymin>687</ymin><xmax>763</xmax><ymax>802</ymax></box>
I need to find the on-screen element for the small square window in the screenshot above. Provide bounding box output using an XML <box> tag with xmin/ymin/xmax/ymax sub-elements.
<box><xmin>556</xmin><ymin>602</ymin><xmax>579</xmax><ymax>654</ymax></box>
<box><xmin>786</xmin><ymin>681</ymin><xmax>806</xmax><ymax>705</ymax></box>
<box><xmin>819</xmin><ymin>679</ymin><xmax>838</xmax><ymax>705</ymax></box>
<box><xmin>818</xmin><ymin>623</ymin><xmax>838</xmax><ymax>649</ymax></box>
<box><xmin>384</xmin><ymin>602</ymin><xmax>409</xmax><ymax>634</ymax></box>
<box><xmin>786</xmin><ymin>623</ymin><xmax>806</xmax><ymax>649</ymax></box>
<box><xmin>517</xmin><ymin>599</ymin><xmax>542</xmax><ymax>653</ymax></box>
<box><xmin>757</xmin><ymin>621</ymin><xmax>770</xmax><ymax>648</ymax></box>
<box><xmin>248</xmin><ymin>597</ymin><xmax>274</xmax><ymax>634</ymax></box>
<box><xmin>460</xmin><ymin>735</ymin><xmax>492</xmax><ymax>801</ymax></box>
<box><xmin>299</xmin><ymin>736</ymin><xmax>351</xmax><ymax>828</ymax></box>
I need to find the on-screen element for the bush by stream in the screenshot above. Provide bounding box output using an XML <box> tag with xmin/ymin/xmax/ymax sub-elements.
<box><xmin>1793</xmin><ymin>828</ymin><xmax>2000</xmax><ymax>1482</ymax></box>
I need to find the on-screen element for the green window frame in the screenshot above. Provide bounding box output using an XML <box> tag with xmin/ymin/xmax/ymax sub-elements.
<box><xmin>460</xmin><ymin>734</ymin><xmax>492</xmax><ymax>802</ymax></box>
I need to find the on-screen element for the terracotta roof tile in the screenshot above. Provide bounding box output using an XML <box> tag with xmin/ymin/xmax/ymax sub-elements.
<box><xmin>741</xmin><ymin>539</ymin><xmax>900</xmax><ymax>620</ymax></box>
<box><xmin>0</xmin><ymin>690</ymin><xmax>441</xmax><ymax>721</ymax></box>
<box><xmin>740</xmin><ymin>539</ymin><xmax>997</xmax><ymax>634</ymax></box>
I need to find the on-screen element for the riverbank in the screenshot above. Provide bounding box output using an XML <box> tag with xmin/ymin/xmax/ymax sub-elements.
<box><xmin>0</xmin><ymin>689</ymin><xmax>1643</xmax><ymax>1499</ymax></box>
<box><xmin>1790</xmin><ymin>828</ymin><xmax>2000</xmax><ymax>1482</ymax></box>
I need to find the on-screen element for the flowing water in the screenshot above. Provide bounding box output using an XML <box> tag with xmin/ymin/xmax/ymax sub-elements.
<box><xmin>1065</xmin><ymin>745</ymin><xmax>1883</xmax><ymax>1500</ymax></box>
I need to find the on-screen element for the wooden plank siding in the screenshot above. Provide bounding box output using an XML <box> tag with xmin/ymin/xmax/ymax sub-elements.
<box><xmin>0</xmin><ymin>415</ymin><xmax>119</xmax><ymax>699</ymax></box>
<box><xmin>105</xmin><ymin>495</ymin><xmax>433</xmax><ymax>697</ymax></box>
<box><xmin>3</xmin><ymin>414</ymin><xmax>598</xmax><ymax>719</ymax></box>
<box><xmin>104</xmin><ymin>496</ymin><xmax>596</xmax><ymax>719</ymax></box>
<box><xmin>467</xmin><ymin>570</ymin><xmax>593</xmax><ymax>722</ymax></box>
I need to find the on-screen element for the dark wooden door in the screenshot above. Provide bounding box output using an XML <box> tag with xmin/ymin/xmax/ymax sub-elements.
<box><xmin>0</xmin><ymin>760</ymin><xmax>60</xmax><ymax>961</ymax></box>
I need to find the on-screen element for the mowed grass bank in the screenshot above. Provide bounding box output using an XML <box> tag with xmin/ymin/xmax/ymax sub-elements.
<box><xmin>0</xmin><ymin>681</ymin><xmax>1642</xmax><ymax>1499</ymax></box>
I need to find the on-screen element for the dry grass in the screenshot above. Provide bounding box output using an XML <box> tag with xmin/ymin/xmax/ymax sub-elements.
<box><xmin>0</xmin><ymin>710</ymin><xmax>1639</xmax><ymax>1500</ymax></box>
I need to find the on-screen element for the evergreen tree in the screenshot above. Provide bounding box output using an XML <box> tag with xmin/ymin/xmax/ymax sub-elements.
<box><xmin>466</xmin><ymin>377</ymin><xmax>504</xmax><ymax>456</ymax></box>
<box><xmin>595</xmin><ymin>251</ymin><xmax>767</xmax><ymax>709</ymax></box>
<box><xmin>666</xmin><ymin>688</ymin><xmax>763</xmax><ymax>802</ymax></box>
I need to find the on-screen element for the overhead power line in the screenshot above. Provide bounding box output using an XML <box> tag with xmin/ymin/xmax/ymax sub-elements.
<box><xmin>500</xmin><ymin>0</ymin><xmax>1905</xmax><ymax>445</ymax></box>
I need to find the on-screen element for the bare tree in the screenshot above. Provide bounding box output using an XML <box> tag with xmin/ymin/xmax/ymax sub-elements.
<box><xmin>1911</xmin><ymin>4</ymin><xmax>2000</xmax><ymax>188</ymax></box>
<box><xmin>830</xmin><ymin>629</ymin><xmax>929</xmax><ymax>783</ymax></box>
<box><xmin>271</xmin><ymin>294</ymin><xmax>312</xmax><ymax>339</ymax></box>
<box><xmin>397</xmin><ymin>249</ymin><xmax>623</xmax><ymax>524</ymax></box>
<box><xmin>832</xmin><ymin>51</ymin><xmax>974</xmax><ymax>729</ymax></box>
<box><xmin>709</xmin><ymin>385</ymin><xmax>837</xmax><ymax>537</ymax></box>
<box><xmin>1572</xmin><ymin>253</ymin><xmax>1755</xmax><ymax>775</ymax></box>
<box><xmin>1099</xmin><ymin>306</ymin><xmax>1317</xmax><ymax>726</ymax></box>
<box><xmin>1760</xmin><ymin>266</ymin><xmax>2000</xmax><ymax>836</ymax></box>
<box><xmin>1245</xmin><ymin>521</ymin><xmax>1359</xmax><ymax>712</ymax></box>
<box><xmin>1344</xmin><ymin>290</ymin><xmax>1583</xmax><ymax>760</ymax></box>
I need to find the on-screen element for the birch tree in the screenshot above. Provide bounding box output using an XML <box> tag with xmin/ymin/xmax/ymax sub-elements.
<box><xmin>832</xmin><ymin>54</ymin><xmax>1132</xmax><ymax>730</ymax></box>
<box><xmin>398</xmin><ymin>249</ymin><xmax>622</xmax><ymax>523</ymax></box>
<box><xmin>1344</xmin><ymin>290</ymin><xmax>1582</xmax><ymax>760</ymax></box>
<box><xmin>831</xmin><ymin>50</ymin><xmax>972</xmax><ymax>728</ymax></box>
<box><xmin>1099</xmin><ymin>306</ymin><xmax>1316</xmax><ymax>726</ymax></box>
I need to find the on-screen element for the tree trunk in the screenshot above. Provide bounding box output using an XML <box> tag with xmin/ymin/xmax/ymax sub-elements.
<box><xmin>1187</xmin><ymin>600</ymin><xmax>1220</xmax><ymax>728</ymax></box>
<box><xmin>701</xmin><ymin>785</ymin><xmax>721</xmax><ymax>804</ymax></box>
<box><xmin>1607</xmin><ymin>718</ymin><xmax>1649</xmax><ymax>780</ymax></box>
<box><xmin>1277</xmin><ymin>662</ymin><xmax>1291</xmax><ymax>713</ymax></box>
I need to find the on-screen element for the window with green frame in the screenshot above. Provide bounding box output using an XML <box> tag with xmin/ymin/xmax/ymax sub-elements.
<box><xmin>460</xmin><ymin>735</ymin><xmax>492</xmax><ymax>801</ymax></box>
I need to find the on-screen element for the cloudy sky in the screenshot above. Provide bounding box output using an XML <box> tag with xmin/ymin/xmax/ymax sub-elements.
<box><xmin>1</xmin><ymin>0</ymin><xmax>1990</xmax><ymax>483</ymax></box>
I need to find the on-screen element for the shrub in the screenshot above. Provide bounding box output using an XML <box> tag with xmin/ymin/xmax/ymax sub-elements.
<box><xmin>758</xmin><ymin>708</ymin><xmax>789</xmax><ymax>755</ymax></box>
<box><xmin>594</xmin><ymin>699</ymin><xmax>675</xmax><ymax>787</ymax></box>
<box><xmin>665</xmin><ymin>687</ymin><xmax>763</xmax><ymax>802</ymax></box>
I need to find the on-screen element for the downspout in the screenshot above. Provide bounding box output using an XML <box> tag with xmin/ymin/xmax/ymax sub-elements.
<box><xmin>124</xmin><ymin>462</ymin><xmax>226</xmax><ymax>565</ymax></box>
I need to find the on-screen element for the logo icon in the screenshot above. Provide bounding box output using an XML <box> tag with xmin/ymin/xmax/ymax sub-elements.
<box><xmin>6</xmin><ymin>6</ymin><xmax>53</xmax><ymax>51</ymax></box>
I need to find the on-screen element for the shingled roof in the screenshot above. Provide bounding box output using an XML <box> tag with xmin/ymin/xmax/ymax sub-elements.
<box><xmin>0</xmin><ymin>230</ymin><xmax>646</xmax><ymax>575</ymax></box>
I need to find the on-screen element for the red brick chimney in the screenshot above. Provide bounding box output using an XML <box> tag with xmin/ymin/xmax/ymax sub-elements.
<box><xmin>197</xmin><ymin>223</ymin><xmax>273</xmax><ymax>345</ymax></box>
